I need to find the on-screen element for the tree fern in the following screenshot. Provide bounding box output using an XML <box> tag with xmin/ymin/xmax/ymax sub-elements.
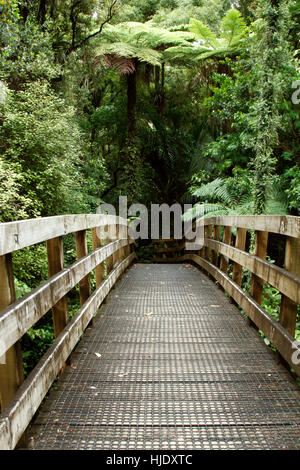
<box><xmin>220</xmin><ymin>9</ymin><xmax>247</xmax><ymax>46</ymax></box>
<box><xmin>164</xmin><ymin>9</ymin><xmax>247</xmax><ymax>63</ymax></box>
<box><xmin>94</xmin><ymin>22</ymin><xmax>194</xmax><ymax>71</ymax></box>
<box><xmin>183</xmin><ymin>175</ymin><xmax>289</xmax><ymax>223</ymax></box>
<box><xmin>189</xmin><ymin>18</ymin><xmax>219</xmax><ymax>49</ymax></box>
<box><xmin>95</xmin><ymin>42</ymin><xmax>163</xmax><ymax>67</ymax></box>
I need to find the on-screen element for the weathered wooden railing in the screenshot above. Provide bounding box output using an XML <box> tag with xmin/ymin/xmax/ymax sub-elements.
<box><xmin>152</xmin><ymin>238</ymin><xmax>185</xmax><ymax>262</ymax></box>
<box><xmin>0</xmin><ymin>215</ymin><xmax>136</xmax><ymax>450</ymax></box>
<box><xmin>159</xmin><ymin>215</ymin><xmax>300</xmax><ymax>378</ymax></box>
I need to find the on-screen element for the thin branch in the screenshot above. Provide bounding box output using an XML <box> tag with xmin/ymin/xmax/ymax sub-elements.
<box><xmin>68</xmin><ymin>0</ymin><xmax>118</xmax><ymax>54</ymax></box>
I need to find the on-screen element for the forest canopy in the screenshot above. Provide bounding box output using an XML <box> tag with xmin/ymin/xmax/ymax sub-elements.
<box><xmin>0</xmin><ymin>0</ymin><xmax>299</xmax><ymax>223</ymax></box>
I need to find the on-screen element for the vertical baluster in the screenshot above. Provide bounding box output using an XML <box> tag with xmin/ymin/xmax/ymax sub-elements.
<box><xmin>279</xmin><ymin>236</ymin><xmax>300</xmax><ymax>337</ymax></box>
<box><xmin>220</xmin><ymin>226</ymin><xmax>232</xmax><ymax>274</ymax></box>
<box><xmin>106</xmin><ymin>225</ymin><xmax>114</xmax><ymax>275</ymax></box>
<box><xmin>0</xmin><ymin>254</ymin><xmax>24</xmax><ymax>413</ymax></box>
<box><xmin>46</xmin><ymin>237</ymin><xmax>69</xmax><ymax>338</ymax></box>
<box><xmin>204</xmin><ymin>225</ymin><xmax>213</xmax><ymax>261</ymax></box>
<box><xmin>75</xmin><ymin>230</ymin><xmax>91</xmax><ymax>304</ymax></box>
<box><xmin>199</xmin><ymin>223</ymin><xmax>206</xmax><ymax>259</ymax></box>
<box><xmin>119</xmin><ymin>223</ymin><xmax>126</xmax><ymax>262</ymax></box>
<box><xmin>211</xmin><ymin>225</ymin><xmax>220</xmax><ymax>266</ymax></box>
<box><xmin>113</xmin><ymin>224</ymin><xmax>120</xmax><ymax>268</ymax></box>
<box><xmin>250</xmin><ymin>230</ymin><xmax>268</xmax><ymax>305</ymax></box>
<box><xmin>232</xmin><ymin>228</ymin><xmax>247</xmax><ymax>286</ymax></box>
<box><xmin>91</xmin><ymin>227</ymin><xmax>104</xmax><ymax>288</ymax></box>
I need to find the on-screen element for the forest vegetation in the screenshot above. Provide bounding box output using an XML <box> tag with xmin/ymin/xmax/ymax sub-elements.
<box><xmin>0</xmin><ymin>0</ymin><xmax>299</xmax><ymax>375</ymax></box>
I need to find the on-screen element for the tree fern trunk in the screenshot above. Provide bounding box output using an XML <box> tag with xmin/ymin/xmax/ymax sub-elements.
<box><xmin>127</xmin><ymin>65</ymin><xmax>137</xmax><ymax>140</ymax></box>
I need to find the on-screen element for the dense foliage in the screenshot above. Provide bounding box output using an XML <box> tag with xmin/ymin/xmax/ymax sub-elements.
<box><xmin>0</xmin><ymin>0</ymin><xmax>299</xmax><ymax>375</ymax></box>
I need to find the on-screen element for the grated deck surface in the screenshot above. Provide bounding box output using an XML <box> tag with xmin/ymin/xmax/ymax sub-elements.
<box><xmin>29</xmin><ymin>263</ymin><xmax>300</xmax><ymax>450</ymax></box>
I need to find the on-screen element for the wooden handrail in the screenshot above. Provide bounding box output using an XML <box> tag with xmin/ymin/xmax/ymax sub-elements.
<box><xmin>0</xmin><ymin>214</ymin><xmax>129</xmax><ymax>256</ymax></box>
<box><xmin>202</xmin><ymin>215</ymin><xmax>300</xmax><ymax>238</ymax></box>
<box><xmin>0</xmin><ymin>215</ymin><xmax>136</xmax><ymax>449</ymax></box>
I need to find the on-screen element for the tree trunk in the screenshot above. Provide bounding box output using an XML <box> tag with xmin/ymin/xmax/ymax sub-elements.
<box><xmin>37</xmin><ymin>0</ymin><xmax>47</xmax><ymax>24</ymax></box>
<box><xmin>127</xmin><ymin>65</ymin><xmax>137</xmax><ymax>140</ymax></box>
<box><xmin>160</xmin><ymin>62</ymin><xmax>165</xmax><ymax>114</ymax></box>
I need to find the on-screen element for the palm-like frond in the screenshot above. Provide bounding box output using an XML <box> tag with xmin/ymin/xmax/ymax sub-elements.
<box><xmin>94</xmin><ymin>22</ymin><xmax>196</xmax><ymax>72</ymax></box>
<box><xmin>220</xmin><ymin>9</ymin><xmax>247</xmax><ymax>46</ymax></box>
<box><xmin>183</xmin><ymin>176</ymin><xmax>290</xmax><ymax>222</ymax></box>
<box><xmin>182</xmin><ymin>202</ymin><xmax>228</xmax><ymax>221</ymax></box>
<box><xmin>189</xmin><ymin>18</ymin><xmax>219</xmax><ymax>49</ymax></box>
<box><xmin>163</xmin><ymin>44</ymin><xmax>211</xmax><ymax>63</ymax></box>
<box><xmin>181</xmin><ymin>10</ymin><xmax>247</xmax><ymax>62</ymax></box>
<box><xmin>95</xmin><ymin>42</ymin><xmax>162</xmax><ymax>68</ymax></box>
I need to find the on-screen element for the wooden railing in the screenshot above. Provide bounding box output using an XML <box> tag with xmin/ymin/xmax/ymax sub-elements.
<box><xmin>152</xmin><ymin>238</ymin><xmax>185</xmax><ymax>262</ymax></box>
<box><xmin>159</xmin><ymin>215</ymin><xmax>300</xmax><ymax>378</ymax></box>
<box><xmin>0</xmin><ymin>215</ymin><xmax>136</xmax><ymax>450</ymax></box>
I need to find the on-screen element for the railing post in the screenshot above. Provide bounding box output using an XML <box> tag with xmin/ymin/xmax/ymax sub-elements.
<box><xmin>232</xmin><ymin>228</ymin><xmax>247</xmax><ymax>286</ymax></box>
<box><xmin>204</xmin><ymin>225</ymin><xmax>213</xmax><ymax>261</ymax></box>
<box><xmin>211</xmin><ymin>225</ymin><xmax>220</xmax><ymax>266</ymax></box>
<box><xmin>113</xmin><ymin>224</ymin><xmax>120</xmax><ymax>268</ymax></box>
<box><xmin>46</xmin><ymin>237</ymin><xmax>69</xmax><ymax>338</ymax></box>
<box><xmin>75</xmin><ymin>230</ymin><xmax>91</xmax><ymax>304</ymax></box>
<box><xmin>106</xmin><ymin>225</ymin><xmax>114</xmax><ymax>275</ymax></box>
<box><xmin>250</xmin><ymin>230</ymin><xmax>268</xmax><ymax>305</ymax></box>
<box><xmin>279</xmin><ymin>236</ymin><xmax>300</xmax><ymax>337</ymax></box>
<box><xmin>220</xmin><ymin>226</ymin><xmax>232</xmax><ymax>273</ymax></box>
<box><xmin>0</xmin><ymin>254</ymin><xmax>24</xmax><ymax>413</ymax></box>
<box><xmin>119</xmin><ymin>224</ymin><xmax>127</xmax><ymax>261</ymax></box>
<box><xmin>91</xmin><ymin>228</ymin><xmax>104</xmax><ymax>288</ymax></box>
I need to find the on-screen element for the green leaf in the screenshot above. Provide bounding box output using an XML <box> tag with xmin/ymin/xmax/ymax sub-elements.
<box><xmin>220</xmin><ymin>9</ymin><xmax>246</xmax><ymax>47</ymax></box>
<box><xmin>189</xmin><ymin>18</ymin><xmax>218</xmax><ymax>49</ymax></box>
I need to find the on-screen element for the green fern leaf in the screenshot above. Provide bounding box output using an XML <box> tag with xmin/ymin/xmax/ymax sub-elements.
<box><xmin>189</xmin><ymin>18</ymin><xmax>219</xmax><ymax>49</ymax></box>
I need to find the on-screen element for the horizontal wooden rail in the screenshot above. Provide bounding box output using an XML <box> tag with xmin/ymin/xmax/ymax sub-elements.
<box><xmin>202</xmin><ymin>215</ymin><xmax>300</xmax><ymax>238</ymax></box>
<box><xmin>0</xmin><ymin>214</ymin><xmax>129</xmax><ymax>256</ymax></box>
<box><xmin>0</xmin><ymin>253</ymin><xmax>136</xmax><ymax>450</ymax></box>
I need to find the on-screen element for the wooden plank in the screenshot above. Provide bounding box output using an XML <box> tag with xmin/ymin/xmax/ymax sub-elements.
<box><xmin>204</xmin><ymin>225</ymin><xmax>213</xmax><ymax>261</ymax></box>
<box><xmin>118</xmin><ymin>224</ymin><xmax>127</xmax><ymax>261</ymax></box>
<box><xmin>106</xmin><ymin>225</ymin><xmax>114</xmax><ymax>275</ymax></box>
<box><xmin>202</xmin><ymin>215</ymin><xmax>300</xmax><ymax>239</ymax></box>
<box><xmin>0</xmin><ymin>215</ymin><xmax>129</xmax><ymax>257</ymax></box>
<box><xmin>46</xmin><ymin>237</ymin><xmax>69</xmax><ymax>338</ymax></box>
<box><xmin>204</xmin><ymin>238</ymin><xmax>300</xmax><ymax>305</ymax></box>
<box><xmin>0</xmin><ymin>239</ymin><xmax>131</xmax><ymax>358</ymax></box>
<box><xmin>0</xmin><ymin>255</ymin><xmax>24</xmax><ymax>413</ymax></box>
<box><xmin>251</xmin><ymin>231</ymin><xmax>268</xmax><ymax>306</ymax></box>
<box><xmin>232</xmin><ymin>228</ymin><xmax>247</xmax><ymax>286</ymax></box>
<box><xmin>75</xmin><ymin>231</ymin><xmax>91</xmax><ymax>304</ymax></box>
<box><xmin>181</xmin><ymin>254</ymin><xmax>300</xmax><ymax>378</ymax></box>
<box><xmin>0</xmin><ymin>253</ymin><xmax>136</xmax><ymax>450</ymax></box>
<box><xmin>113</xmin><ymin>225</ymin><xmax>120</xmax><ymax>268</ymax></box>
<box><xmin>211</xmin><ymin>225</ymin><xmax>220</xmax><ymax>266</ymax></box>
<box><xmin>220</xmin><ymin>226</ymin><xmax>232</xmax><ymax>274</ymax></box>
<box><xmin>280</xmin><ymin>236</ymin><xmax>300</xmax><ymax>337</ymax></box>
<box><xmin>91</xmin><ymin>228</ymin><xmax>104</xmax><ymax>288</ymax></box>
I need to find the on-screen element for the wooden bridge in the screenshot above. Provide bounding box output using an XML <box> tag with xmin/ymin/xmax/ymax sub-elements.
<box><xmin>0</xmin><ymin>214</ymin><xmax>299</xmax><ymax>450</ymax></box>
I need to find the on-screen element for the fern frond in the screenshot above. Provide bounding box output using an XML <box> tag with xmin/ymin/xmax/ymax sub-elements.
<box><xmin>94</xmin><ymin>43</ymin><xmax>162</xmax><ymax>68</ymax></box>
<box><xmin>189</xmin><ymin>18</ymin><xmax>218</xmax><ymax>49</ymax></box>
<box><xmin>220</xmin><ymin>9</ymin><xmax>247</xmax><ymax>47</ymax></box>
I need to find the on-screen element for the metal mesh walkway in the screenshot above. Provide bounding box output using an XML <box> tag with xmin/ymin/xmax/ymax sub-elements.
<box><xmin>29</xmin><ymin>263</ymin><xmax>300</xmax><ymax>450</ymax></box>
